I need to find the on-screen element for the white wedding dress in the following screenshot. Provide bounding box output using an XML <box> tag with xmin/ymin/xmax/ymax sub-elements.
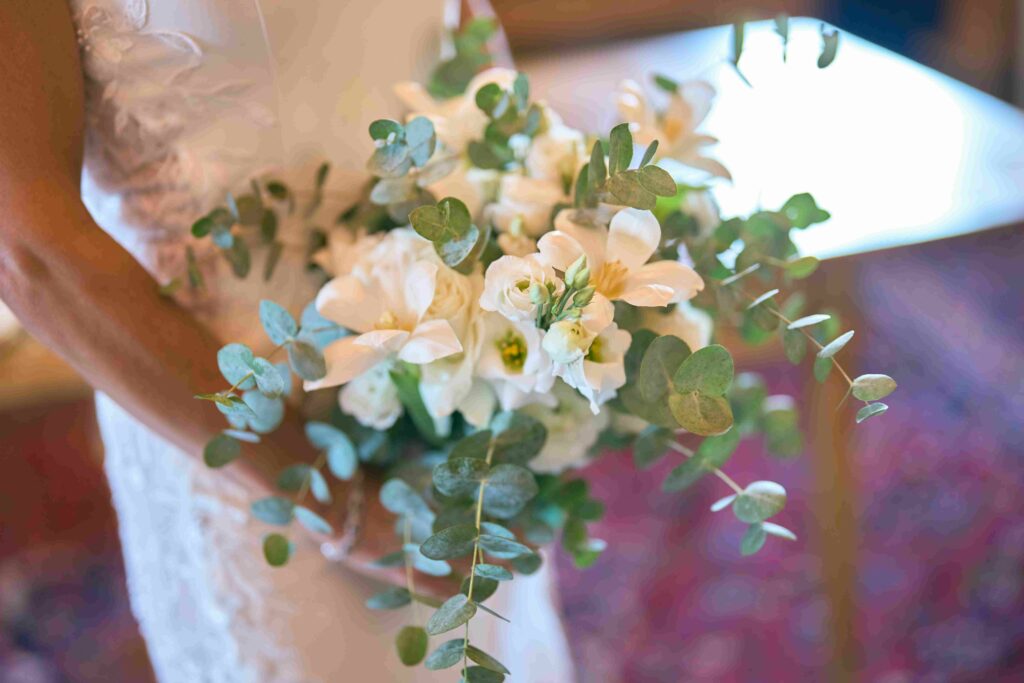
<box><xmin>69</xmin><ymin>1</ymin><xmax>575</xmax><ymax>680</ymax></box>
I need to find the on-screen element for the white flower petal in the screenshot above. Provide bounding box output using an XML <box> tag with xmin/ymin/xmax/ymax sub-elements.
<box><xmin>536</xmin><ymin>230</ymin><xmax>584</xmax><ymax>272</ymax></box>
<box><xmin>404</xmin><ymin>260</ymin><xmax>438</xmax><ymax>322</ymax></box>
<box><xmin>315</xmin><ymin>276</ymin><xmax>382</xmax><ymax>333</ymax></box>
<box><xmin>607</xmin><ymin>208</ymin><xmax>661</xmax><ymax>271</ymax></box>
<box><xmin>626</xmin><ymin>260</ymin><xmax>705</xmax><ymax>304</ymax></box>
<box><xmin>304</xmin><ymin>335</ymin><xmax>388</xmax><ymax>391</ymax></box>
<box><xmin>355</xmin><ymin>329</ymin><xmax>411</xmax><ymax>353</ymax></box>
<box><xmin>397</xmin><ymin>319</ymin><xmax>462</xmax><ymax>364</ymax></box>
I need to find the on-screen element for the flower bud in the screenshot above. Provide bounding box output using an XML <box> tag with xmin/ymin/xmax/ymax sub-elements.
<box><xmin>542</xmin><ymin>320</ymin><xmax>593</xmax><ymax>364</ymax></box>
<box><xmin>573</xmin><ymin>286</ymin><xmax>595</xmax><ymax>308</ymax></box>
<box><xmin>572</xmin><ymin>267</ymin><xmax>591</xmax><ymax>290</ymax></box>
<box><xmin>529</xmin><ymin>282</ymin><xmax>549</xmax><ymax>306</ymax></box>
<box><xmin>563</xmin><ymin>254</ymin><xmax>587</xmax><ymax>288</ymax></box>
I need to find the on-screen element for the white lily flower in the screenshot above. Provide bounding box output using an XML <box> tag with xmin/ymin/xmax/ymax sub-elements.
<box><xmin>306</xmin><ymin>230</ymin><xmax>463</xmax><ymax>391</ymax></box>
<box><xmin>617</xmin><ymin>79</ymin><xmax>731</xmax><ymax>181</ymax></box>
<box><xmin>538</xmin><ymin>207</ymin><xmax>704</xmax><ymax>308</ymax></box>
<box><xmin>476</xmin><ymin>313</ymin><xmax>556</xmax><ymax>412</ymax></box>
<box><xmin>487</xmin><ymin>174</ymin><xmax>567</xmax><ymax>237</ymax></box>
<box><xmin>479</xmin><ymin>253</ymin><xmax>564</xmax><ymax>323</ymax></box>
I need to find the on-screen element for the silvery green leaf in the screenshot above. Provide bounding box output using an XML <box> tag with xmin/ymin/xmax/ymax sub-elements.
<box><xmin>203</xmin><ymin>434</ymin><xmax>241</xmax><ymax>468</ymax></box>
<box><xmin>762</xmin><ymin>521</ymin><xmax>797</xmax><ymax>541</ymax></box>
<box><xmin>293</xmin><ymin>505</ymin><xmax>332</xmax><ymax>535</ymax></box>
<box><xmin>639</xmin><ymin>139</ymin><xmax>659</xmax><ymax>167</ymax></box>
<box><xmin>191</xmin><ymin>214</ymin><xmax>213</xmax><ymax>237</ymax></box>
<box><xmin>371</xmin><ymin>551</ymin><xmax>405</xmax><ymax>568</ymax></box>
<box><xmin>818</xmin><ymin>330</ymin><xmax>854</xmax><ymax>359</ymax></box>
<box><xmin>637</xmin><ymin>164</ymin><xmax>677</xmax><ymax>197</ymax></box>
<box><xmin>262</xmin><ymin>533</ymin><xmax>292</xmax><ymax>567</ymax></box>
<box><xmin>638</xmin><ymin>335</ymin><xmax>692</xmax><ymax>404</ymax></box>
<box><xmin>426</xmin><ymin>594</ymin><xmax>476</xmax><ymax>636</ymax></box>
<box><xmin>405</xmin><ymin>116</ymin><xmax>437</xmax><ymax>166</ymax></box>
<box><xmin>379</xmin><ymin>478</ymin><xmax>432</xmax><ymax>519</ymax></box>
<box><xmin>368</xmin><ymin>118</ymin><xmax>403</xmax><ymax>141</ymax></box>
<box><xmin>782</xmin><ymin>329</ymin><xmax>807</xmax><ymax>364</ymax></box>
<box><xmin>633</xmin><ymin>426</ymin><xmax>674</xmax><ymax>470</ymax></box>
<box><xmin>405</xmin><ymin>544</ymin><xmax>452</xmax><ymax>577</ymax></box>
<box><xmin>450</xmin><ymin>429</ymin><xmax>492</xmax><ymax>460</ymax></box>
<box><xmin>710</xmin><ymin>494</ymin><xmax>737</xmax><ymax>512</ymax></box>
<box><xmin>226</xmin><ymin>238</ymin><xmax>251</xmax><ymax>277</ymax></box>
<box><xmin>241</xmin><ymin>391</ymin><xmax>284</xmax><ymax>433</ymax></box>
<box><xmin>787</xmin><ymin>314</ymin><xmax>831</xmax><ymax>330</ymax></box>
<box><xmin>368</xmin><ymin>142</ymin><xmax>412</xmax><ymax>178</ymax></box>
<box><xmin>513</xmin><ymin>72</ymin><xmax>529</xmax><ymax>107</ymax></box>
<box><xmin>673</xmin><ymin>344</ymin><xmax>734</xmax><ymax>396</ymax></box>
<box><xmin>813</xmin><ymin>356</ymin><xmax>832</xmax><ymax>383</ymax></box>
<box><xmin>410</xmin><ymin>204</ymin><xmax>447</xmax><ymax>241</ymax></box>
<box><xmin>370</xmin><ymin>177</ymin><xmax>416</xmax><ymax>205</ymax></box>
<box><xmin>298</xmin><ymin>301</ymin><xmax>345</xmax><ymax>349</ymax></box>
<box><xmin>366</xmin><ymin>587</ymin><xmax>411</xmax><ymax>610</ymax></box>
<box><xmin>416</xmin><ymin>156</ymin><xmax>460</xmax><ymax>187</ymax></box>
<box><xmin>669</xmin><ymin>383</ymin><xmax>734</xmax><ymax>435</ymax></box>
<box><xmin>436</xmin><ymin>223</ymin><xmax>480</xmax><ymax>269</ymax></box>
<box><xmin>433</xmin><ymin>458</ymin><xmax>489</xmax><ymax>498</ymax></box>
<box><xmin>462</xmin><ymin>665</ymin><xmax>505</xmax><ymax>682</ymax></box>
<box><xmin>211</xmin><ymin>224</ymin><xmax>234</xmax><ymax>249</ymax></box>
<box><xmin>818</xmin><ymin>26</ymin><xmax>840</xmax><ymax>68</ymax></box>
<box><xmin>720</xmin><ymin>263</ymin><xmax>760</xmax><ymax>286</ymax></box>
<box><xmin>662</xmin><ymin>428</ymin><xmax>740</xmax><ymax>492</ymax></box>
<box><xmin>490</xmin><ymin>412</ymin><xmax>546</xmax><ymax>464</ymax></box>
<box><xmin>588</xmin><ymin>140</ymin><xmax>607</xmax><ymax>190</ymax></box>
<box><xmin>305</xmin><ymin>422</ymin><xmax>357</xmax><ymax>480</ymax></box>
<box><xmin>223</xmin><ymin>428</ymin><xmax>260</xmax><ymax>443</ymax></box>
<box><xmin>733</xmin><ymin>481</ymin><xmax>787</xmax><ymax>523</ymax></box>
<box><xmin>420</xmin><ymin>524</ymin><xmax>478</xmax><ymax>561</ymax></box>
<box><xmin>217</xmin><ymin>343</ymin><xmax>256</xmax><ymax>388</ymax></box>
<box><xmin>213</xmin><ymin>395</ymin><xmax>255</xmax><ymax>420</ymax></box>
<box><xmin>287</xmin><ymin>339</ymin><xmax>326</xmax><ymax>381</ymax></box>
<box><xmin>482</xmin><ymin>464</ymin><xmax>539</xmax><ymax>519</ymax></box>
<box><xmin>277</xmin><ymin>464</ymin><xmax>312</xmax><ymax>492</ymax></box>
<box><xmin>425</xmin><ymin>638</ymin><xmax>466</xmax><ymax>670</ymax></box>
<box><xmin>395</xmin><ymin>626</ymin><xmax>428</xmax><ymax>667</ymax></box>
<box><xmin>510</xmin><ymin>552</ymin><xmax>542</xmax><ymax>575</ymax></box>
<box><xmin>250</xmin><ymin>357</ymin><xmax>285</xmax><ymax>398</ymax></box>
<box><xmin>474</xmin><ymin>82</ymin><xmax>504</xmax><ymax>114</ymax></box>
<box><xmin>465</xmin><ymin>645</ymin><xmax>509</xmax><ymax>674</ymax></box>
<box><xmin>740</xmin><ymin>523</ymin><xmax>767</xmax><ymax>555</ymax></box>
<box><xmin>477</xmin><ymin>534</ymin><xmax>533</xmax><ymax>560</ymax></box>
<box><xmin>251</xmin><ymin>496</ymin><xmax>294</xmax><ymax>525</ymax></box>
<box><xmin>607</xmin><ymin>123</ymin><xmax>633</xmax><ymax>176</ymax></box>
<box><xmin>259</xmin><ymin>300</ymin><xmax>297</xmax><ymax>345</ymax></box>
<box><xmin>851</xmin><ymin>374</ymin><xmax>897</xmax><ymax>401</ymax></box>
<box><xmin>856</xmin><ymin>402</ymin><xmax>888</xmax><ymax>424</ymax></box>
<box><xmin>461</xmin><ymin>575</ymin><xmax>498</xmax><ymax>603</ymax></box>
<box><xmin>479</xmin><ymin>522</ymin><xmax>514</xmax><ymax>539</ymax></box>
<box><xmin>475</xmin><ymin>564</ymin><xmax>513</xmax><ymax>581</ymax></box>
<box><xmin>785</xmin><ymin>256</ymin><xmax>820</xmax><ymax>279</ymax></box>
<box><xmin>607</xmin><ymin>170</ymin><xmax>656</xmax><ymax>210</ymax></box>
<box><xmin>747</xmin><ymin>289</ymin><xmax>780</xmax><ymax>310</ymax></box>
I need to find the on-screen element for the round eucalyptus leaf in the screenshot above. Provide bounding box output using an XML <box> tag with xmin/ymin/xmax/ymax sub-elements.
<box><xmin>379</xmin><ymin>478</ymin><xmax>432</xmax><ymax>519</ymax></box>
<box><xmin>395</xmin><ymin>626</ymin><xmax>428</xmax><ymax>666</ymax></box>
<box><xmin>368</xmin><ymin>142</ymin><xmax>412</xmax><ymax>178</ymax></box>
<box><xmin>818</xmin><ymin>330</ymin><xmax>855</xmax><ymax>359</ymax></box>
<box><xmin>747</xmin><ymin>288</ymin><xmax>780</xmax><ymax>310</ymax></box>
<box><xmin>762</xmin><ymin>521</ymin><xmax>797</xmax><ymax>541</ymax></box>
<box><xmin>490</xmin><ymin>412</ymin><xmax>547</xmax><ymax>464</ymax></box>
<box><xmin>241</xmin><ymin>391</ymin><xmax>284</xmax><ymax>434</ymax></box>
<box><xmin>425</xmin><ymin>594</ymin><xmax>477</xmax><ymax>636</ymax></box>
<box><xmin>370</xmin><ymin>177</ymin><xmax>417</xmax><ymax>205</ymax></box>
<box><xmin>420</xmin><ymin>524</ymin><xmax>478</xmax><ymax>561</ymax></box>
<box><xmin>669</xmin><ymin>392</ymin><xmax>734</xmax><ymax>436</ymax></box>
<box><xmin>404</xmin><ymin>116</ymin><xmax>437</xmax><ymax>167</ymax></box>
<box><xmin>710</xmin><ymin>494</ymin><xmax>737</xmax><ymax>512</ymax></box>
<box><xmin>276</xmin><ymin>464</ymin><xmax>312</xmax><ymax>492</ymax></box>
<box><xmin>262</xmin><ymin>533</ymin><xmax>292</xmax><ymax>567</ymax></box>
<box><xmin>637</xmin><ymin>164</ymin><xmax>677</xmax><ymax>197</ymax></box>
<box><xmin>638</xmin><ymin>334</ymin><xmax>692</xmax><ymax>404</ymax></box>
<box><xmin>410</xmin><ymin>204</ymin><xmax>447</xmax><ymax>241</ymax></box>
<box><xmin>607</xmin><ymin>170</ymin><xmax>656</xmax><ymax>210</ymax></box>
<box><xmin>477</xmin><ymin>534</ymin><xmax>532</xmax><ymax>560</ymax></box>
<box><xmin>482</xmin><ymin>464</ymin><xmax>539</xmax><ymax>519</ymax></box>
<box><xmin>366</xmin><ymin>587</ymin><xmax>411</xmax><ymax>610</ymax></box>
<box><xmin>465</xmin><ymin>645</ymin><xmax>510</xmax><ymax>675</ymax></box>
<box><xmin>433</xmin><ymin>457</ymin><xmax>489</xmax><ymax>498</ymax></box>
<box><xmin>782</xmin><ymin>329</ymin><xmax>808</xmax><ymax>365</ymax></box>
<box><xmin>203</xmin><ymin>434</ymin><xmax>241</xmax><ymax>468</ymax></box>
<box><xmin>851</xmin><ymin>374</ymin><xmax>897</xmax><ymax>401</ymax></box>
<box><xmin>287</xmin><ymin>339</ymin><xmax>327</xmax><ymax>381</ymax></box>
<box><xmin>607</xmin><ymin>123</ymin><xmax>634</xmax><ymax>176</ymax></box>
<box><xmin>786</xmin><ymin>255</ymin><xmax>820</xmax><ymax>279</ymax></box>
<box><xmin>462</xmin><ymin>665</ymin><xmax>505</xmax><ymax>682</ymax></box>
<box><xmin>856</xmin><ymin>402</ymin><xmax>889</xmax><ymax>423</ymax></box>
<box><xmin>740</xmin><ymin>523</ymin><xmax>767</xmax><ymax>555</ymax></box>
<box><xmin>258</xmin><ymin>301</ymin><xmax>298</xmax><ymax>345</ymax></box>
<box><xmin>673</xmin><ymin>344</ymin><xmax>734</xmax><ymax>396</ymax></box>
<box><xmin>305</xmin><ymin>422</ymin><xmax>357</xmax><ymax>480</ymax></box>
<box><xmin>294</xmin><ymin>505</ymin><xmax>333</xmax><ymax>535</ymax></box>
<box><xmin>217</xmin><ymin>343</ymin><xmax>256</xmax><ymax>388</ymax></box>
<box><xmin>733</xmin><ymin>481</ymin><xmax>787</xmax><ymax>523</ymax></box>
<box><xmin>369</xmin><ymin>118</ymin><xmax>403</xmax><ymax>141</ymax></box>
<box><xmin>813</xmin><ymin>356</ymin><xmax>833</xmax><ymax>383</ymax></box>
<box><xmin>460</xmin><ymin>576</ymin><xmax>499</xmax><ymax>603</ymax></box>
<box><xmin>436</xmin><ymin>223</ymin><xmax>480</xmax><ymax>269</ymax></box>
<box><xmin>450</xmin><ymin>429</ymin><xmax>493</xmax><ymax>461</ymax></box>
<box><xmin>425</xmin><ymin>638</ymin><xmax>466</xmax><ymax>671</ymax></box>
<box><xmin>250</xmin><ymin>357</ymin><xmax>285</xmax><ymax>398</ymax></box>
<box><xmin>475</xmin><ymin>564</ymin><xmax>513</xmax><ymax>581</ymax></box>
<box><xmin>251</xmin><ymin>496</ymin><xmax>294</xmax><ymax>525</ymax></box>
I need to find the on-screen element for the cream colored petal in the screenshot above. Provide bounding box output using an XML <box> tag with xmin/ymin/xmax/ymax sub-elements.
<box><xmin>606</xmin><ymin>208</ymin><xmax>661</xmax><ymax>271</ymax></box>
<box><xmin>303</xmin><ymin>335</ymin><xmax>388</xmax><ymax>391</ymax></box>
<box><xmin>404</xmin><ymin>259</ymin><xmax>438</xmax><ymax>322</ymax></box>
<box><xmin>536</xmin><ymin>230</ymin><xmax>585</xmax><ymax>272</ymax></box>
<box><xmin>397</xmin><ymin>319</ymin><xmax>463</xmax><ymax>364</ymax></box>
<box><xmin>315</xmin><ymin>276</ymin><xmax>382</xmax><ymax>333</ymax></box>
<box><xmin>624</xmin><ymin>260</ymin><xmax>705</xmax><ymax>305</ymax></box>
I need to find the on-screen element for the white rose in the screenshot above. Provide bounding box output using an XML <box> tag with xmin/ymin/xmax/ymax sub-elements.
<box><xmin>522</xmin><ymin>382</ymin><xmax>610</xmax><ymax>474</ymax></box>
<box><xmin>641</xmin><ymin>301</ymin><xmax>713</xmax><ymax>351</ymax></box>
<box><xmin>487</xmin><ymin>174</ymin><xmax>567</xmax><ymax>237</ymax></box>
<box><xmin>339</xmin><ymin>361</ymin><xmax>402</xmax><ymax>430</ymax></box>
<box><xmin>525</xmin><ymin>109</ymin><xmax>585</xmax><ymax>185</ymax></box>
<box><xmin>479</xmin><ymin>253</ymin><xmax>563</xmax><ymax>323</ymax></box>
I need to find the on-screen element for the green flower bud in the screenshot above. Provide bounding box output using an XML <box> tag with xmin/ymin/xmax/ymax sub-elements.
<box><xmin>529</xmin><ymin>282</ymin><xmax>549</xmax><ymax>305</ymax></box>
<box><xmin>573</xmin><ymin>286</ymin><xmax>596</xmax><ymax>308</ymax></box>
<box><xmin>572</xmin><ymin>267</ymin><xmax>591</xmax><ymax>290</ymax></box>
<box><xmin>564</xmin><ymin>254</ymin><xmax>587</xmax><ymax>287</ymax></box>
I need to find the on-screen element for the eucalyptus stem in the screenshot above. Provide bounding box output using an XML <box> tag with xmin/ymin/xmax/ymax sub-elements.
<box><xmin>667</xmin><ymin>440</ymin><xmax>744</xmax><ymax>495</ymax></box>
<box><xmin>403</xmin><ymin>517</ymin><xmax>420</xmax><ymax>622</ymax></box>
<box><xmin>462</xmin><ymin>438</ymin><xmax>496</xmax><ymax>676</ymax></box>
<box><xmin>295</xmin><ymin>451</ymin><xmax>327</xmax><ymax>504</ymax></box>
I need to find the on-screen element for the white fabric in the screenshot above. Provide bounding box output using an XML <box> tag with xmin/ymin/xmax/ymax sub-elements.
<box><xmin>72</xmin><ymin>0</ymin><xmax>575</xmax><ymax>680</ymax></box>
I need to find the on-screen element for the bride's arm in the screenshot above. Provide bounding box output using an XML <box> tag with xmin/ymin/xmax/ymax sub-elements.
<box><xmin>0</xmin><ymin>1</ymin><xmax>311</xmax><ymax>493</ymax></box>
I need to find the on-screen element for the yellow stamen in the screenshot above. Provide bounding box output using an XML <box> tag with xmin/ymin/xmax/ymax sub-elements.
<box><xmin>591</xmin><ymin>260</ymin><xmax>629</xmax><ymax>299</ymax></box>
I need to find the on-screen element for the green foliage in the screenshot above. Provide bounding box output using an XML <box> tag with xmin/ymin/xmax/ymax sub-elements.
<box><xmin>852</xmin><ymin>374</ymin><xmax>897</xmax><ymax>401</ymax></box>
<box><xmin>428</xmin><ymin>18</ymin><xmax>496</xmax><ymax>99</ymax></box>
<box><xmin>409</xmin><ymin>197</ymin><xmax>487</xmax><ymax>271</ymax></box>
<box><xmin>462</xmin><ymin>666</ymin><xmax>505</xmax><ymax>682</ymax></box>
<box><xmin>670</xmin><ymin>345</ymin><xmax>736</xmax><ymax>436</ymax></box>
<box><xmin>818</xmin><ymin>25</ymin><xmax>840</xmax><ymax>68</ymax></box>
<box><xmin>395</xmin><ymin>626</ymin><xmax>428</xmax><ymax>666</ymax></box>
<box><xmin>633</xmin><ymin>426</ymin><xmax>675</xmax><ymax>469</ymax></box>
<box><xmin>662</xmin><ymin>428</ymin><xmax>740</xmax><ymax>491</ymax></box>
<box><xmin>426</xmin><ymin>594</ymin><xmax>477</xmax><ymax>635</ymax></box>
<box><xmin>733</xmin><ymin>481</ymin><xmax>787</xmax><ymax>523</ymax></box>
<box><xmin>366</xmin><ymin>117</ymin><xmax>437</xmax><ymax>178</ymax></box>
<box><xmin>782</xmin><ymin>193</ymin><xmax>831</xmax><ymax>228</ymax></box>
<box><xmin>286</xmin><ymin>340</ymin><xmax>327</xmax><ymax>381</ymax></box>
<box><xmin>305</xmin><ymin>422</ymin><xmax>357</xmax><ymax>480</ymax></box>
<box><xmin>489</xmin><ymin>412</ymin><xmax>547</xmax><ymax>464</ymax></box>
<box><xmin>293</xmin><ymin>506</ymin><xmax>332</xmax><ymax>535</ymax></box>
<box><xmin>741</xmin><ymin>523</ymin><xmax>767</xmax><ymax>555</ymax></box>
<box><xmin>856</xmin><ymin>402</ymin><xmax>889</xmax><ymax>423</ymax></box>
<box><xmin>465</xmin><ymin>645</ymin><xmax>510</xmax><ymax>674</ymax></box>
<box><xmin>477</xmin><ymin>533</ymin><xmax>533</xmax><ymax>560</ymax></box>
<box><xmin>203</xmin><ymin>434</ymin><xmax>241</xmax><ymax>468</ymax></box>
<box><xmin>425</xmin><ymin>638</ymin><xmax>466</xmax><ymax>670</ymax></box>
<box><xmin>787</xmin><ymin>314</ymin><xmax>831</xmax><ymax>330</ymax></box>
<box><xmin>258</xmin><ymin>300</ymin><xmax>297</xmax><ymax>345</ymax></box>
<box><xmin>262</xmin><ymin>533</ymin><xmax>293</xmax><ymax>567</ymax></box>
<box><xmin>390</xmin><ymin>363</ymin><xmax>445</xmax><ymax>446</ymax></box>
<box><xmin>482</xmin><ymin>464</ymin><xmax>539</xmax><ymax>519</ymax></box>
<box><xmin>366</xmin><ymin>587</ymin><xmax>412</xmax><ymax>610</ymax></box>
<box><xmin>818</xmin><ymin>330</ymin><xmax>854</xmax><ymax>359</ymax></box>
<box><xmin>475</xmin><ymin>564</ymin><xmax>513</xmax><ymax>581</ymax></box>
<box><xmin>251</xmin><ymin>496</ymin><xmax>294</xmax><ymax>525</ymax></box>
<box><xmin>421</xmin><ymin>524</ymin><xmax>478</xmax><ymax>561</ymax></box>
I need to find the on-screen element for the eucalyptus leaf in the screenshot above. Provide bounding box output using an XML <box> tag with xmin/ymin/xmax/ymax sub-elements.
<box><xmin>462</xmin><ymin>665</ymin><xmax>505</xmax><ymax>682</ymax></box>
<box><xmin>425</xmin><ymin>638</ymin><xmax>466</xmax><ymax>670</ymax></box>
<box><xmin>203</xmin><ymin>434</ymin><xmax>241</xmax><ymax>468</ymax></box>
<box><xmin>217</xmin><ymin>343</ymin><xmax>256</xmax><ymax>389</ymax></box>
<box><xmin>482</xmin><ymin>464</ymin><xmax>539</xmax><ymax>519</ymax></box>
<box><xmin>250</xmin><ymin>357</ymin><xmax>285</xmax><ymax>398</ymax></box>
<box><xmin>379</xmin><ymin>478</ymin><xmax>432</xmax><ymax>518</ymax></box>
<box><xmin>607</xmin><ymin>171</ymin><xmax>656</xmax><ymax>210</ymax></box>
<box><xmin>262</xmin><ymin>533</ymin><xmax>292</xmax><ymax>567</ymax></box>
<box><xmin>733</xmin><ymin>481</ymin><xmax>787</xmax><ymax>523</ymax></box>
<box><xmin>294</xmin><ymin>506</ymin><xmax>332</xmax><ymax>535</ymax></box>
<box><xmin>633</xmin><ymin>426</ymin><xmax>674</xmax><ymax>469</ymax></box>
<box><xmin>420</xmin><ymin>524</ymin><xmax>478</xmax><ymax>561</ymax></box>
<box><xmin>818</xmin><ymin>330</ymin><xmax>854</xmax><ymax>359</ymax></box>
<box><xmin>251</xmin><ymin>496</ymin><xmax>294</xmax><ymax>525</ymax></box>
<box><xmin>782</xmin><ymin>193</ymin><xmax>830</xmax><ymax>228</ymax></box>
<box><xmin>710</xmin><ymin>494</ymin><xmax>737</xmax><ymax>512</ymax></box>
<box><xmin>369</xmin><ymin>118</ymin><xmax>402</xmax><ymax>141</ymax></box>
<box><xmin>740</xmin><ymin>523</ymin><xmax>767</xmax><ymax>555</ymax></box>
<box><xmin>433</xmin><ymin>457</ymin><xmax>489</xmax><ymax>498</ymax></box>
<box><xmin>287</xmin><ymin>339</ymin><xmax>327</xmax><ymax>381</ymax></box>
<box><xmin>240</xmin><ymin>391</ymin><xmax>284</xmax><ymax>433</ymax></box>
<box><xmin>673</xmin><ymin>344</ymin><xmax>734</xmax><ymax>396</ymax></box>
<box><xmin>639</xmin><ymin>335</ymin><xmax>692</xmax><ymax>404</ymax></box>
<box><xmin>461</xmin><ymin>576</ymin><xmax>499</xmax><ymax>603</ymax></box>
<box><xmin>763</xmin><ymin>521</ymin><xmax>797</xmax><ymax>541</ymax></box>
<box><xmin>637</xmin><ymin>165</ymin><xmax>677</xmax><ymax>197</ymax></box>
<box><xmin>782</xmin><ymin>329</ymin><xmax>807</xmax><ymax>365</ymax></box>
<box><xmin>786</xmin><ymin>256</ymin><xmax>820</xmax><ymax>279</ymax></box>
<box><xmin>395</xmin><ymin>626</ymin><xmax>428</xmax><ymax>666</ymax></box>
<box><xmin>426</xmin><ymin>594</ymin><xmax>477</xmax><ymax>635</ymax></box>
<box><xmin>813</xmin><ymin>356</ymin><xmax>833</xmax><ymax>383</ymax></box>
<box><xmin>305</xmin><ymin>422</ymin><xmax>357</xmax><ymax>480</ymax></box>
<box><xmin>368</xmin><ymin>142</ymin><xmax>412</xmax><ymax>178</ymax></box>
<box><xmin>856</xmin><ymin>402</ymin><xmax>888</xmax><ymax>423</ymax></box>
<box><xmin>477</xmin><ymin>534</ymin><xmax>533</xmax><ymax>560</ymax></box>
<box><xmin>607</xmin><ymin>123</ymin><xmax>633</xmax><ymax>176</ymax></box>
<box><xmin>465</xmin><ymin>645</ymin><xmax>510</xmax><ymax>675</ymax></box>
<box><xmin>490</xmin><ymin>412</ymin><xmax>547</xmax><ymax>464</ymax></box>
<box><xmin>588</xmin><ymin>140</ymin><xmax>607</xmax><ymax>190</ymax></box>
<box><xmin>450</xmin><ymin>429</ymin><xmax>492</xmax><ymax>461</ymax></box>
<box><xmin>851</xmin><ymin>374</ymin><xmax>897</xmax><ymax>401</ymax></box>
<box><xmin>475</xmin><ymin>564</ymin><xmax>513</xmax><ymax>581</ymax></box>
<box><xmin>788</xmin><ymin>314</ymin><xmax>831</xmax><ymax>330</ymax></box>
<box><xmin>405</xmin><ymin>116</ymin><xmax>437</xmax><ymax>167</ymax></box>
<box><xmin>366</xmin><ymin>587</ymin><xmax>412</xmax><ymax>610</ymax></box>
<box><xmin>669</xmin><ymin>392</ymin><xmax>733</xmax><ymax>437</ymax></box>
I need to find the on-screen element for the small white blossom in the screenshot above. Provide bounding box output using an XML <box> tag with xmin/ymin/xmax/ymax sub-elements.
<box><xmin>476</xmin><ymin>313</ymin><xmax>556</xmax><ymax>412</ymax></box>
<box><xmin>522</xmin><ymin>382</ymin><xmax>610</xmax><ymax>474</ymax></box>
<box><xmin>479</xmin><ymin>253</ymin><xmax>563</xmax><ymax>323</ymax></box>
<box><xmin>487</xmin><ymin>174</ymin><xmax>567</xmax><ymax>237</ymax></box>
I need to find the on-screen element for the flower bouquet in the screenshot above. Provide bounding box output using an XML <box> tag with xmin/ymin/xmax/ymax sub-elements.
<box><xmin>188</xmin><ymin>18</ymin><xmax>895</xmax><ymax>679</ymax></box>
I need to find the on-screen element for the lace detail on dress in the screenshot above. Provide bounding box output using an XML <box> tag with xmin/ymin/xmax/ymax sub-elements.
<box><xmin>70</xmin><ymin>0</ymin><xmax>278</xmax><ymax>282</ymax></box>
